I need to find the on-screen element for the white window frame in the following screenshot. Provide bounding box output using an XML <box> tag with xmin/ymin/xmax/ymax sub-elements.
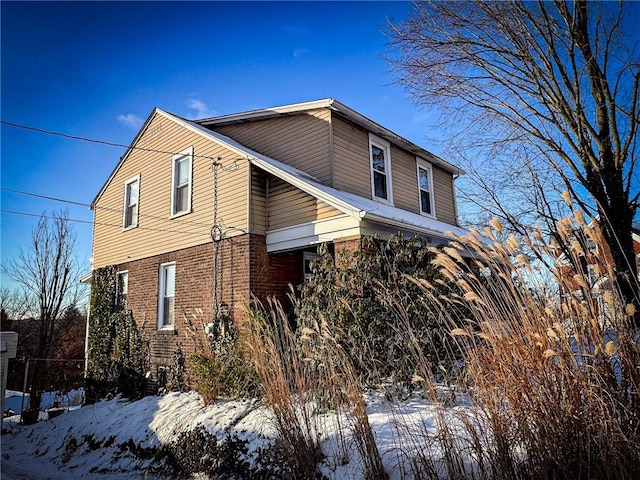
<box><xmin>157</xmin><ymin>262</ymin><xmax>176</xmax><ymax>330</ymax></box>
<box><xmin>416</xmin><ymin>159</ymin><xmax>436</xmax><ymax>218</ymax></box>
<box><xmin>170</xmin><ymin>147</ymin><xmax>193</xmax><ymax>218</ymax></box>
<box><xmin>303</xmin><ymin>251</ymin><xmax>321</xmax><ymax>281</ymax></box>
<box><xmin>122</xmin><ymin>174</ymin><xmax>140</xmax><ymax>230</ymax></box>
<box><xmin>116</xmin><ymin>270</ymin><xmax>128</xmax><ymax>307</ymax></box>
<box><xmin>368</xmin><ymin>134</ymin><xmax>393</xmax><ymax>205</ymax></box>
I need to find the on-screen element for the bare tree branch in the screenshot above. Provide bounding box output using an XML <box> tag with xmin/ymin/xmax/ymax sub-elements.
<box><xmin>388</xmin><ymin>0</ymin><xmax>639</xmax><ymax>320</ymax></box>
<box><xmin>2</xmin><ymin>211</ymin><xmax>82</xmax><ymax>408</ymax></box>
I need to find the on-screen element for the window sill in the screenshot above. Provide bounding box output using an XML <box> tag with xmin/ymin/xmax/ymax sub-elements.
<box><xmin>419</xmin><ymin>211</ymin><xmax>437</xmax><ymax>219</ymax></box>
<box><xmin>169</xmin><ymin>210</ymin><xmax>191</xmax><ymax>220</ymax></box>
<box><xmin>122</xmin><ymin>224</ymin><xmax>138</xmax><ymax>232</ymax></box>
<box><xmin>157</xmin><ymin>326</ymin><xmax>176</xmax><ymax>333</ymax></box>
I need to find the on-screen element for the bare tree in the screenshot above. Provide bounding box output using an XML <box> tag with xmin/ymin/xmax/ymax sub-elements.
<box><xmin>3</xmin><ymin>212</ymin><xmax>81</xmax><ymax>408</ymax></box>
<box><xmin>0</xmin><ymin>287</ymin><xmax>34</xmax><ymax>324</ymax></box>
<box><xmin>388</xmin><ymin>1</ymin><xmax>639</xmax><ymax>319</ymax></box>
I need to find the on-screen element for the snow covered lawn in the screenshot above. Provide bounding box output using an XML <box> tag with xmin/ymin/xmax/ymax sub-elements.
<box><xmin>1</xmin><ymin>390</ymin><xmax>473</xmax><ymax>479</ymax></box>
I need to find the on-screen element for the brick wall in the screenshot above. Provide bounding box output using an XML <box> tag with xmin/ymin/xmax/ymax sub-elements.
<box><xmin>114</xmin><ymin>234</ymin><xmax>304</xmax><ymax>381</ymax></box>
<box><xmin>249</xmin><ymin>235</ymin><xmax>304</xmax><ymax>315</ymax></box>
<box><xmin>334</xmin><ymin>236</ymin><xmax>362</xmax><ymax>268</ymax></box>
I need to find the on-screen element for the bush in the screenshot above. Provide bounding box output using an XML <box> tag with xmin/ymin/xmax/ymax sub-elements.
<box><xmin>85</xmin><ymin>266</ymin><xmax>149</xmax><ymax>403</ymax></box>
<box><xmin>297</xmin><ymin>234</ymin><xmax>461</xmax><ymax>390</ymax></box>
<box><xmin>185</xmin><ymin>307</ymin><xmax>258</xmax><ymax>403</ymax></box>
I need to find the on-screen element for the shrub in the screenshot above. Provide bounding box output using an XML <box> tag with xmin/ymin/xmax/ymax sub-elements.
<box><xmin>85</xmin><ymin>266</ymin><xmax>149</xmax><ymax>403</ymax></box>
<box><xmin>184</xmin><ymin>307</ymin><xmax>258</xmax><ymax>403</ymax></box>
<box><xmin>297</xmin><ymin>234</ymin><xmax>461</xmax><ymax>390</ymax></box>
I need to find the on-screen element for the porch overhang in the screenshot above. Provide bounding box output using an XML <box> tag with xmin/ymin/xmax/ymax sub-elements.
<box><xmin>266</xmin><ymin>214</ymin><xmax>361</xmax><ymax>253</ymax></box>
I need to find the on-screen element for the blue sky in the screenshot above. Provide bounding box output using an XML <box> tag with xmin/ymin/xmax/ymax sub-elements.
<box><xmin>2</xmin><ymin>1</ymin><xmax>449</xmax><ymax>289</ymax></box>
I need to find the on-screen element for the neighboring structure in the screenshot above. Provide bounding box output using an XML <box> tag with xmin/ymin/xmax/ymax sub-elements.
<box><xmin>89</xmin><ymin>98</ymin><xmax>467</xmax><ymax>382</ymax></box>
<box><xmin>1</xmin><ymin>331</ymin><xmax>18</xmax><ymax>417</ymax></box>
<box><xmin>556</xmin><ymin>221</ymin><xmax>640</xmax><ymax>321</ymax></box>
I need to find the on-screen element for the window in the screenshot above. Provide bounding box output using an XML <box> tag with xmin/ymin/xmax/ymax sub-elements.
<box><xmin>116</xmin><ymin>271</ymin><xmax>128</xmax><ymax>307</ymax></box>
<box><xmin>123</xmin><ymin>175</ymin><xmax>140</xmax><ymax>229</ymax></box>
<box><xmin>417</xmin><ymin>159</ymin><xmax>435</xmax><ymax>217</ymax></box>
<box><xmin>369</xmin><ymin>134</ymin><xmax>393</xmax><ymax>204</ymax></box>
<box><xmin>303</xmin><ymin>251</ymin><xmax>321</xmax><ymax>281</ymax></box>
<box><xmin>587</xmin><ymin>264</ymin><xmax>598</xmax><ymax>286</ymax></box>
<box><xmin>171</xmin><ymin>147</ymin><xmax>193</xmax><ymax>217</ymax></box>
<box><xmin>158</xmin><ymin>262</ymin><xmax>176</xmax><ymax>329</ymax></box>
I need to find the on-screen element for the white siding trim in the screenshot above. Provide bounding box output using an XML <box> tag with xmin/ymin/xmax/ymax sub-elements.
<box><xmin>266</xmin><ymin>214</ymin><xmax>361</xmax><ymax>252</ymax></box>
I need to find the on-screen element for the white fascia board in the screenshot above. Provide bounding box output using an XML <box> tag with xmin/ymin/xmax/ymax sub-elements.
<box><xmin>198</xmin><ymin>99</ymin><xmax>335</xmax><ymax>125</ymax></box>
<box><xmin>266</xmin><ymin>214</ymin><xmax>361</xmax><ymax>253</ymax></box>
<box><xmin>248</xmin><ymin>156</ymin><xmax>366</xmax><ymax>220</ymax></box>
<box><xmin>91</xmin><ymin>108</ymin><xmax>160</xmax><ymax>208</ymax></box>
<box><xmin>79</xmin><ymin>272</ymin><xmax>93</xmax><ymax>284</ymax></box>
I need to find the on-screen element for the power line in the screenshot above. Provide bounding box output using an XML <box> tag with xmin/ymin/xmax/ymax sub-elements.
<box><xmin>0</xmin><ymin>119</ymin><xmax>227</xmax><ymax>163</ymax></box>
<box><xmin>0</xmin><ymin>210</ymin><xmax>206</xmax><ymax>236</ymax></box>
<box><xmin>1</xmin><ymin>187</ymin><xmax>214</xmax><ymax>229</ymax></box>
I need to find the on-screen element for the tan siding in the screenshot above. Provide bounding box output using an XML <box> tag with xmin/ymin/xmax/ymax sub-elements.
<box><xmin>390</xmin><ymin>146</ymin><xmax>420</xmax><ymax>214</ymax></box>
<box><xmin>432</xmin><ymin>166</ymin><xmax>457</xmax><ymax>224</ymax></box>
<box><xmin>92</xmin><ymin>112</ymin><xmax>249</xmax><ymax>268</ymax></box>
<box><xmin>267</xmin><ymin>177</ymin><xmax>341</xmax><ymax>231</ymax></box>
<box><xmin>213</xmin><ymin>109</ymin><xmax>332</xmax><ymax>183</ymax></box>
<box><xmin>249</xmin><ymin>166</ymin><xmax>267</xmax><ymax>235</ymax></box>
<box><xmin>332</xmin><ymin>115</ymin><xmax>458</xmax><ymax>226</ymax></box>
<box><xmin>332</xmin><ymin>116</ymin><xmax>371</xmax><ymax>197</ymax></box>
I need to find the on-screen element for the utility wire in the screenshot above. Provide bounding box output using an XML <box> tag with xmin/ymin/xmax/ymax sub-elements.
<box><xmin>1</xmin><ymin>187</ymin><xmax>214</xmax><ymax>229</ymax></box>
<box><xmin>1</xmin><ymin>210</ymin><xmax>206</xmax><ymax>236</ymax></box>
<box><xmin>0</xmin><ymin>119</ymin><xmax>227</xmax><ymax>163</ymax></box>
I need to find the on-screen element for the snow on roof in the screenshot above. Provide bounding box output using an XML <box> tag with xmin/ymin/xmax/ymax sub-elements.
<box><xmin>162</xmin><ymin>110</ymin><xmax>468</xmax><ymax>241</ymax></box>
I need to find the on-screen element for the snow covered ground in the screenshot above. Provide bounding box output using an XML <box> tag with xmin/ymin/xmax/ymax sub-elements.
<box><xmin>1</xmin><ymin>390</ymin><xmax>473</xmax><ymax>479</ymax></box>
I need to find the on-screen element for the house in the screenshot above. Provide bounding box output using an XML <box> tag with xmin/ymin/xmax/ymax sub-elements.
<box><xmin>89</xmin><ymin>98</ymin><xmax>467</xmax><ymax>384</ymax></box>
<box><xmin>555</xmin><ymin>220</ymin><xmax>640</xmax><ymax>321</ymax></box>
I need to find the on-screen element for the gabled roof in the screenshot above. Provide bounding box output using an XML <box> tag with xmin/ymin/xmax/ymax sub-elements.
<box><xmin>197</xmin><ymin>98</ymin><xmax>465</xmax><ymax>176</ymax></box>
<box><xmin>92</xmin><ymin>104</ymin><xmax>466</xmax><ymax>241</ymax></box>
<box><xmin>156</xmin><ymin>110</ymin><xmax>467</xmax><ymax>241</ymax></box>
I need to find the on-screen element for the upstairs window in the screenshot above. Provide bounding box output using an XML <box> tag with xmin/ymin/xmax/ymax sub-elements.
<box><xmin>171</xmin><ymin>147</ymin><xmax>193</xmax><ymax>217</ymax></box>
<box><xmin>116</xmin><ymin>270</ymin><xmax>128</xmax><ymax>308</ymax></box>
<box><xmin>369</xmin><ymin>134</ymin><xmax>393</xmax><ymax>204</ymax></box>
<box><xmin>417</xmin><ymin>159</ymin><xmax>435</xmax><ymax>217</ymax></box>
<box><xmin>158</xmin><ymin>262</ymin><xmax>175</xmax><ymax>329</ymax></box>
<box><xmin>123</xmin><ymin>174</ymin><xmax>140</xmax><ymax>229</ymax></box>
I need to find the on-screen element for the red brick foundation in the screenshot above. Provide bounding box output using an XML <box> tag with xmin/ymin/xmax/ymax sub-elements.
<box><xmin>112</xmin><ymin>234</ymin><xmax>304</xmax><ymax>382</ymax></box>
